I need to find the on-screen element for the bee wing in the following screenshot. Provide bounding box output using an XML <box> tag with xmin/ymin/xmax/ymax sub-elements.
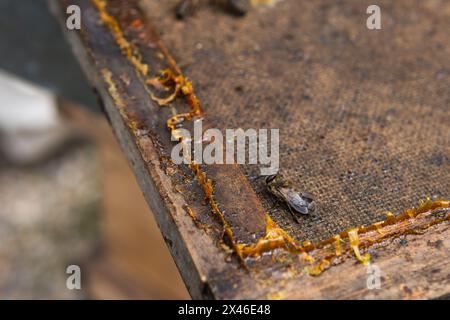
<box><xmin>281</xmin><ymin>188</ymin><xmax>310</xmax><ymax>215</ymax></box>
<box><xmin>292</xmin><ymin>203</ymin><xmax>309</xmax><ymax>215</ymax></box>
<box><xmin>300</xmin><ymin>191</ymin><xmax>314</xmax><ymax>201</ymax></box>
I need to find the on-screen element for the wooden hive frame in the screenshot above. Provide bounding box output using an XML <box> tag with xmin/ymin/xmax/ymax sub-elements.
<box><xmin>50</xmin><ymin>0</ymin><xmax>450</xmax><ymax>299</ymax></box>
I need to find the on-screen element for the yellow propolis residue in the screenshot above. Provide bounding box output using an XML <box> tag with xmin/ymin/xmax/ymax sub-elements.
<box><xmin>238</xmin><ymin>198</ymin><xmax>449</xmax><ymax>275</ymax></box>
<box><xmin>267</xmin><ymin>291</ymin><xmax>284</xmax><ymax>300</ymax></box>
<box><xmin>101</xmin><ymin>69</ymin><xmax>124</xmax><ymax>108</ymax></box>
<box><xmin>189</xmin><ymin>164</ymin><xmax>246</xmax><ymax>265</ymax></box>
<box><xmin>238</xmin><ymin>215</ymin><xmax>303</xmax><ymax>258</ymax></box>
<box><xmin>347</xmin><ymin>229</ymin><xmax>370</xmax><ymax>266</ymax></box>
<box><xmin>251</xmin><ymin>0</ymin><xmax>282</xmax><ymax>7</ymax></box>
<box><xmin>183</xmin><ymin>205</ymin><xmax>209</xmax><ymax>231</ymax></box>
<box><xmin>334</xmin><ymin>235</ymin><xmax>342</xmax><ymax>256</ymax></box>
<box><xmin>92</xmin><ymin>0</ymin><xmax>149</xmax><ymax>76</ymax></box>
<box><xmin>148</xmin><ymin>69</ymin><xmax>204</xmax><ymax>132</ymax></box>
<box><xmin>101</xmin><ymin>68</ymin><xmax>141</xmax><ymax>132</ymax></box>
<box><xmin>305</xmin><ymin>259</ymin><xmax>331</xmax><ymax>276</ymax></box>
<box><xmin>92</xmin><ymin>1</ymin><xmax>450</xmax><ymax>277</ymax></box>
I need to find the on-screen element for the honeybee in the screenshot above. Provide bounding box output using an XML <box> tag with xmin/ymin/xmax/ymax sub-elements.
<box><xmin>176</xmin><ymin>0</ymin><xmax>250</xmax><ymax>19</ymax></box>
<box><xmin>264</xmin><ymin>174</ymin><xmax>315</xmax><ymax>223</ymax></box>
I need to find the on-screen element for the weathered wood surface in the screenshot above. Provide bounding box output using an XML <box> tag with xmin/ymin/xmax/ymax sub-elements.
<box><xmin>50</xmin><ymin>0</ymin><xmax>450</xmax><ymax>299</ymax></box>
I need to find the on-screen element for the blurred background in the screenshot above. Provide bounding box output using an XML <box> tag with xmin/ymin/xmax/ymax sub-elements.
<box><xmin>0</xmin><ymin>0</ymin><xmax>189</xmax><ymax>299</ymax></box>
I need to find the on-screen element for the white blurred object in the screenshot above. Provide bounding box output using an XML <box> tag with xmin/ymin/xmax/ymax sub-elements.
<box><xmin>0</xmin><ymin>70</ymin><xmax>72</xmax><ymax>164</ymax></box>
